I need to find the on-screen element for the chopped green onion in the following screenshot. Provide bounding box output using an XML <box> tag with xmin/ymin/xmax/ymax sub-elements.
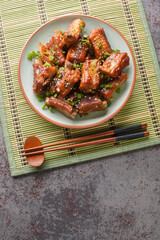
<box><xmin>27</xmin><ymin>50</ymin><xmax>40</xmax><ymax>60</ymax></box>
<box><xmin>42</xmin><ymin>103</ymin><xmax>46</xmax><ymax>110</ymax></box>
<box><xmin>43</xmin><ymin>52</ymin><xmax>49</xmax><ymax>55</ymax></box>
<box><xmin>91</xmin><ymin>91</ymin><xmax>95</xmax><ymax>94</ymax></box>
<box><xmin>60</xmin><ymin>67</ymin><xmax>65</xmax><ymax>71</ymax></box>
<box><xmin>27</xmin><ymin>51</ymin><xmax>36</xmax><ymax>60</ymax></box>
<box><xmin>55</xmin><ymin>61</ymin><xmax>59</xmax><ymax>65</ymax></box>
<box><xmin>62</xmin><ymin>51</ymin><xmax>66</xmax><ymax>54</ymax></box>
<box><xmin>77</xmin><ymin>93</ymin><xmax>84</xmax><ymax>99</ymax></box>
<box><xmin>115</xmin><ymin>83</ymin><xmax>119</xmax><ymax>86</ymax></box>
<box><xmin>84</xmin><ymin>113</ymin><xmax>89</xmax><ymax>117</ymax></box>
<box><xmin>99</xmin><ymin>57</ymin><xmax>104</xmax><ymax>62</ymax></box>
<box><xmin>80</xmin><ymin>23</ymin><xmax>84</xmax><ymax>30</ymax></box>
<box><xmin>110</xmin><ymin>97</ymin><xmax>114</xmax><ymax>101</ymax></box>
<box><xmin>99</xmin><ymin>71</ymin><xmax>104</xmax><ymax>78</ymax></box>
<box><xmin>104</xmin><ymin>52</ymin><xmax>110</xmax><ymax>58</ymax></box>
<box><xmin>36</xmin><ymin>95</ymin><xmax>44</xmax><ymax>102</ymax></box>
<box><xmin>81</xmin><ymin>39</ymin><xmax>91</xmax><ymax>46</ymax></box>
<box><xmin>79</xmin><ymin>63</ymin><xmax>83</xmax><ymax>69</ymax></box>
<box><xmin>73</xmin><ymin>100</ymin><xmax>78</xmax><ymax>105</ymax></box>
<box><xmin>49</xmin><ymin>56</ymin><xmax>54</xmax><ymax>61</ymax></box>
<box><xmin>46</xmin><ymin>92</ymin><xmax>50</xmax><ymax>97</ymax></box>
<box><xmin>99</xmin><ymin>56</ymin><xmax>104</xmax><ymax>62</ymax></box>
<box><xmin>50</xmin><ymin>49</ymin><xmax>55</xmax><ymax>54</ymax></box>
<box><xmin>49</xmin><ymin>106</ymin><xmax>54</xmax><ymax>112</ymax></box>
<box><xmin>55</xmin><ymin>45</ymin><xmax>59</xmax><ymax>49</ymax></box>
<box><xmin>97</xmin><ymin>41</ymin><xmax>102</xmax><ymax>48</ymax></box>
<box><xmin>108</xmin><ymin>101</ymin><xmax>111</xmax><ymax>107</ymax></box>
<box><xmin>93</xmin><ymin>59</ymin><xmax>98</xmax><ymax>67</ymax></box>
<box><xmin>83</xmin><ymin>34</ymin><xmax>88</xmax><ymax>38</ymax></box>
<box><xmin>44</xmin><ymin>62</ymin><xmax>51</xmax><ymax>67</ymax></box>
<box><xmin>105</xmin><ymin>84</ymin><xmax>113</xmax><ymax>88</ymax></box>
<box><xmin>73</xmin><ymin>63</ymin><xmax>77</xmax><ymax>69</ymax></box>
<box><xmin>54</xmin><ymin>93</ymin><xmax>58</xmax><ymax>98</ymax></box>
<box><xmin>116</xmin><ymin>88</ymin><xmax>121</xmax><ymax>94</ymax></box>
<box><xmin>100</xmin><ymin>84</ymin><xmax>104</xmax><ymax>88</ymax></box>
<box><xmin>58</xmin><ymin>74</ymin><xmax>62</xmax><ymax>78</ymax></box>
<box><xmin>62</xmin><ymin>31</ymin><xmax>65</xmax><ymax>35</ymax></box>
<box><xmin>67</xmin><ymin>98</ymin><xmax>73</xmax><ymax>104</ymax></box>
<box><xmin>107</xmin><ymin>76</ymin><xmax>111</xmax><ymax>81</ymax></box>
<box><xmin>112</xmin><ymin>49</ymin><xmax>120</xmax><ymax>52</ymax></box>
<box><xmin>47</xmin><ymin>86</ymin><xmax>50</xmax><ymax>90</ymax></box>
<box><xmin>35</xmin><ymin>51</ymin><xmax>41</xmax><ymax>59</ymax></box>
<box><xmin>50</xmin><ymin>91</ymin><xmax>53</xmax><ymax>95</ymax></box>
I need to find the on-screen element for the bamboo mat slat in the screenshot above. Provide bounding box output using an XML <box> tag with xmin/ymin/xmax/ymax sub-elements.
<box><xmin>0</xmin><ymin>0</ymin><xmax>160</xmax><ymax>176</ymax></box>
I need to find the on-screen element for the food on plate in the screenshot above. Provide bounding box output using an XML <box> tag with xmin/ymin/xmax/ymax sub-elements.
<box><xmin>100</xmin><ymin>72</ymin><xmax>128</xmax><ymax>102</ymax></box>
<box><xmin>62</xmin><ymin>19</ymin><xmax>85</xmax><ymax>47</ymax></box>
<box><xmin>79</xmin><ymin>59</ymin><xmax>101</xmax><ymax>92</ymax></box>
<box><xmin>66</xmin><ymin>38</ymin><xmax>89</xmax><ymax>63</ymax></box>
<box><xmin>27</xmin><ymin>19</ymin><xmax>130</xmax><ymax>119</ymax></box>
<box><xmin>88</xmin><ymin>27</ymin><xmax>112</xmax><ymax>59</ymax></box>
<box><xmin>33</xmin><ymin>58</ymin><xmax>57</xmax><ymax>95</ymax></box>
<box><xmin>99</xmin><ymin>52</ymin><xmax>129</xmax><ymax>78</ymax></box>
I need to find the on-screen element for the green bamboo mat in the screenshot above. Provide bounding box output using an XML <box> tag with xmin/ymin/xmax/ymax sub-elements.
<box><xmin>0</xmin><ymin>0</ymin><xmax>160</xmax><ymax>176</ymax></box>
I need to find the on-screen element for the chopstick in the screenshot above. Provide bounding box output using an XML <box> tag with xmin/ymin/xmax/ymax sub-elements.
<box><xmin>22</xmin><ymin>131</ymin><xmax>149</xmax><ymax>156</ymax></box>
<box><xmin>22</xmin><ymin>123</ymin><xmax>147</xmax><ymax>153</ymax></box>
<box><xmin>22</xmin><ymin>126</ymin><xmax>149</xmax><ymax>157</ymax></box>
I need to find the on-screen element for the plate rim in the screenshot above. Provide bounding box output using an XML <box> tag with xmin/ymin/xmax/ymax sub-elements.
<box><xmin>18</xmin><ymin>14</ymin><xmax>136</xmax><ymax>129</ymax></box>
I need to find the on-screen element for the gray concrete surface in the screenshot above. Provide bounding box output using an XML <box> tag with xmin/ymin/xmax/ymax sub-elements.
<box><xmin>0</xmin><ymin>0</ymin><xmax>160</xmax><ymax>239</ymax></box>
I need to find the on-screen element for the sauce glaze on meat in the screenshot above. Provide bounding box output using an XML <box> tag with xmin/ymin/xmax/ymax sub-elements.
<box><xmin>31</xmin><ymin>19</ymin><xmax>130</xmax><ymax>119</ymax></box>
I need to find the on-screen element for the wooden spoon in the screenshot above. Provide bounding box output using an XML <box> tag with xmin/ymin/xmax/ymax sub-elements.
<box><xmin>24</xmin><ymin>136</ymin><xmax>44</xmax><ymax>167</ymax></box>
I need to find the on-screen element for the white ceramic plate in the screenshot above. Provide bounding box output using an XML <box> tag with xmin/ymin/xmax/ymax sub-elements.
<box><xmin>18</xmin><ymin>14</ymin><xmax>136</xmax><ymax>129</ymax></box>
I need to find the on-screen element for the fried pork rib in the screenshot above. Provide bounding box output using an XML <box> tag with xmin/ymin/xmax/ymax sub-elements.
<box><xmin>33</xmin><ymin>59</ymin><xmax>57</xmax><ymax>95</ymax></box>
<box><xmin>77</xmin><ymin>95</ymin><xmax>107</xmax><ymax>115</ymax></box>
<box><xmin>89</xmin><ymin>28</ymin><xmax>112</xmax><ymax>59</ymax></box>
<box><xmin>79</xmin><ymin>59</ymin><xmax>101</xmax><ymax>92</ymax></box>
<box><xmin>32</xmin><ymin>19</ymin><xmax>130</xmax><ymax>119</ymax></box>
<box><xmin>56</xmin><ymin>68</ymin><xmax>81</xmax><ymax>97</ymax></box>
<box><xmin>64</xmin><ymin>60</ymin><xmax>74</xmax><ymax>70</ymax></box>
<box><xmin>100</xmin><ymin>52</ymin><xmax>129</xmax><ymax>78</ymax></box>
<box><xmin>39</xmin><ymin>33</ymin><xmax>65</xmax><ymax>66</ymax></box>
<box><xmin>45</xmin><ymin>96</ymin><xmax>77</xmax><ymax>119</ymax></box>
<box><xmin>62</xmin><ymin>19</ymin><xmax>85</xmax><ymax>47</ymax></box>
<box><xmin>46</xmin><ymin>33</ymin><xmax>65</xmax><ymax>65</ymax></box>
<box><xmin>101</xmin><ymin>73</ymin><xmax>128</xmax><ymax>102</ymax></box>
<box><xmin>66</xmin><ymin>38</ymin><xmax>89</xmax><ymax>63</ymax></box>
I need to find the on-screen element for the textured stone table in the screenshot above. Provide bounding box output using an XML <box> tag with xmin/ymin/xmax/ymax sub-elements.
<box><xmin>0</xmin><ymin>1</ymin><xmax>160</xmax><ymax>239</ymax></box>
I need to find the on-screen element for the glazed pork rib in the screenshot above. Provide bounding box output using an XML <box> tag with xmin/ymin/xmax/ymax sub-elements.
<box><xmin>79</xmin><ymin>59</ymin><xmax>101</xmax><ymax>92</ymax></box>
<box><xmin>100</xmin><ymin>52</ymin><xmax>129</xmax><ymax>78</ymax></box>
<box><xmin>89</xmin><ymin>27</ymin><xmax>112</xmax><ymax>59</ymax></box>
<box><xmin>62</xmin><ymin>19</ymin><xmax>85</xmax><ymax>47</ymax></box>
<box><xmin>30</xmin><ymin>19</ymin><xmax>130</xmax><ymax>119</ymax></box>
<box><xmin>66</xmin><ymin>38</ymin><xmax>89</xmax><ymax>63</ymax></box>
<box><xmin>33</xmin><ymin>59</ymin><xmax>57</xmax><ymax>95</ymax></box>
<box><xmin>56</xmin><ymin>68</ymin><xmax>81</xmax><ymax>97</ymax></box>
<box><xmin>100</xmin><ymin>72</ymin><xmax>128</xmax><ymax>102</ymax></box>
<box><xmin>45</xmin><ymin>96</ymin><xmax>77</xmax><ymax>119</ymax></box>
<box><xmin>77</xmin><ymin>95</ymin><xmax>107</xmax><ymax>115</ymax></box>
<box><xmin>46</xmin><ymin>33</ymin><xmax>65</xmax><ymax>66</ymax></box>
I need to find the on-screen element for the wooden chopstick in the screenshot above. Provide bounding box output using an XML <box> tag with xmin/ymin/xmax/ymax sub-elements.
<box><xmin>22</xmin><ymin>130</ymin><xmax>149</xmax><ymax>157</ymax></box>
<box><xmin>22</xmin><ymin>123</ymin><xmax>147</xmax><ymax>153</ymax></box>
